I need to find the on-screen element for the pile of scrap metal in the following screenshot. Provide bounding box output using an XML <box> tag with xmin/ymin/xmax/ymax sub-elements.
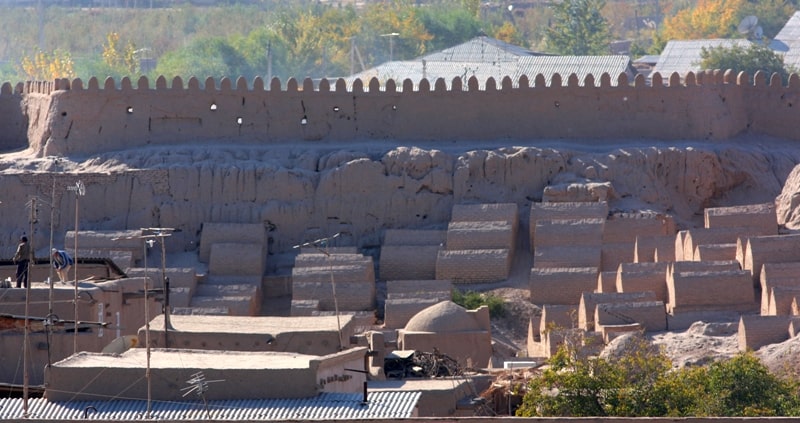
<box><xmin>384</xmin><ymin>349</ymin><xmax>462</xmax><ymax>378</ymax></box>
<box><xmin>0</xmin><ymin>313</ymin><xmax>106</xmax><ymax>333</ymax></box>
<box><xmin>479</xmin><ymin>365</ymin><xmax>541</xmax><ymax>415</ymax></box>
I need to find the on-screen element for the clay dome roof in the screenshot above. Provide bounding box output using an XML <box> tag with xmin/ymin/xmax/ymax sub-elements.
<box><xmin>404</xmin><ymin>301</ymin><xmax>481</xmax><ymax>332</ymax></box>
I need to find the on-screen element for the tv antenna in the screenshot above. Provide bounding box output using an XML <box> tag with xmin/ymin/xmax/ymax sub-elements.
<box><xmin>182</xmin><ymin>371</ymin><xmax>224</xmax><ymax>420</ymax></box>
<box><xmin>292</xmin><ymin>232</ymin><xmax>344</xmax><ymax>350</ymax></box>
<box><xmin>738</xmin><ymin>15</ymin><xmax>763</xmax><ymax>41</ymax></box>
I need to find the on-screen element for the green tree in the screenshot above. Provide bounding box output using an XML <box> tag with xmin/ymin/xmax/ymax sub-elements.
<box><xmin>230</xmin><ymin>27</ymin><xmax>291</xmax><ymax>82</ymax></box>
<box><xmin>459</xmin><ymin>0</ymin><xmax>481</xmax><ymax>18</ymax></box>
<box><xmin>517</xmin><ymin>335</ymin><xmax>671</xmax><ymax>417</ymax></box>
<box><xmin>546</xmin><ymin>0</ymin><xmax>610</xmax><ymax>55</ymax></box>
<box><xmin>416</xmin><ymin>3</ymin><xmax>482</xmax><ymax>53</ymax></box>
<box><xmin>700</xmin><ymin>353</ymin><xmax>800</xmax><ymax>416</ymax></box>
<box><xmin>517</xmin><ymin>341</ymin><xmax>800</xmax><ymax>417</ymax></box>
<box><xmin>492</xmin><ymin>21</ymin><xmax>527</xmax><ymax>47</ymax></box>
<box><xmin>700</xmin><ymin>42</ymin><xmax>793</xmax><ymax>83</ymax></box>
<box><xmin>102</xmin><ymin>32</ymin><xmax>139</xmax><ymax>76</ymax></box>
<box><xmin>360</xmin><ymin>0</ymin><xmax>433</xmax><ymax>64</ymax></box>
<box><xmin>154</xmin><ymin>36</ymin><xmax>249</xmax><ymax>82</ymax></box>
<box><xmin>269</xmin><ymin>4</ymin><xmax>361</xmax><ymax>79</ymax></box>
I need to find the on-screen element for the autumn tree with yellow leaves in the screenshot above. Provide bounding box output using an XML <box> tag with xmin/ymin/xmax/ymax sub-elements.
<box><xmin>102</xmin><ymin>32</ymin><xmax>139</xmax><ymax>75</ymax></box>
<box><xmin>660</xmin><ymin>0</ymin><xmax>746</xmax><ymax>40</ymax></box>
<box><xmin>21</xmin><ymin>50</ymin><xmax>75</xmax><ymax>80</ymax></box>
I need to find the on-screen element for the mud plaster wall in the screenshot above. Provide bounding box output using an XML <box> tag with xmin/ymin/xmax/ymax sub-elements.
<box><xmin>11</xmin><ymin>71</ymin><xmax>800</xmax><ymax>157</ymax></box>
<box><xmin>0</xmin><ymin>145</ymin><xmax>797</xmax><ymax>258</ymax></box>
<box><xmin>0</xmin><ymin>72</ymin><xmax>798</xmax><ymax>256</ymax></box>
<box><xmin>0</xmin><ymin>82</ymin><xmax>27</xmax><ymax>151</ymax></box>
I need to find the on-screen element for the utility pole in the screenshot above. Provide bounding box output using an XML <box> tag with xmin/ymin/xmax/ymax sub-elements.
<box><xmin>293</xmin><ymin>233</ymin><xmax>344</xmax><ymax>351</ymax></box>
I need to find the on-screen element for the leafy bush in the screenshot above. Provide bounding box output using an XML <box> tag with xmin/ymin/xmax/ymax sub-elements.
<box><xmin>516</xmin><ymin>338</ymin><xmax>800</xmax><ymax>417</ymax></box>
<box><xmin>451</xmin><ymin>289</ymin><xmax>505</xmax><ymax>317</ymax></box>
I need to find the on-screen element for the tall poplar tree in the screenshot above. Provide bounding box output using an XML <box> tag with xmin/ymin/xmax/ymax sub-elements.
<box><xmin>546</xmin><ymin>0</ymin><xmax>610</xmax><ymax>55</ymax></box>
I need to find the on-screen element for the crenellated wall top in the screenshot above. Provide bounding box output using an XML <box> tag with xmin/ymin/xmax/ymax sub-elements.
<box><xmin>12</xmin><ymin>69</ymin><xmax>800</xmax><ymax>95</ymax></box>
<box><xmin>10</xmin><ymin>67</ymin><xmax>800</xmax><ymax>158</ymax></box>
<box><xmin>1</xmin><ymin>81</ymin><xmax>24</xmax><ymax>96</ymax></box>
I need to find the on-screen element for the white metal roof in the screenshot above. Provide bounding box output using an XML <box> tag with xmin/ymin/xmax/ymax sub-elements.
<box><xmin>420</xmin><ymin>35</ymin><xmax>542</xmax><ymax>62</ymax></box>
<box><xmin>652</xmin><ymin>39</ymin><xmax>752</xmax><ymax>79</ymax></box>
<box><xmin>345</xmin><ymin>35</ymin><xmax>634</xmax><ymax>90</ymax></box>
<box><xmin>515</xmin><ymin>55</ymin><xmax>635</xmax><ymax>86</ymax></box>
<box><xmin>770</xmin><ymin>11</ymin><xmax>800</xmax><ymax>52</ymax></box>
<box><xmin>347</xmin><ymin>55</ymin><xmax>634</xmax><ymax>89</ymax></box>
<box><xmin>0</xmin><ymin>391</ymin><xmax>421</xmax><ymax>421</ymax></box>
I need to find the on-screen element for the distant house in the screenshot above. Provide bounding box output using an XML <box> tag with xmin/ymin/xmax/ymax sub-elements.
<box><xmin>514</xmin><ymin>55</ymin><xmax>637</xmax><ymax>86</ymax></box>
<box><xmin>633</xmin><ymin>54</ymin><xmax>660</xmax><ymax>79</ymax></box>
<box><xmin>346</xmin><ymin>36</ymin><xmax>637</xmax><ymax>89</ymax></box>
<box><xmin>419</xmin><ymin>35</ymin><xmax>546</xmax><ymax>62</ymax></box>
<box><xmin>769</xmin><ymin>11</ymin><xmax>800</xmax><ymax>70</ymax></box>
<box><xmin>651</xmin><ymin>39</ymin><xmax>753</xmax><ymax>82</ymax></box>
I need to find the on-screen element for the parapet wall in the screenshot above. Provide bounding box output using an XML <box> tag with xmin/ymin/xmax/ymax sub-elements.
<box><xmin>10</xmin><ymin>69</ymin><xmax>800</xmax><ymax>157</ymax></box>
<box><xmin>0</xmin><ymin>82</ymin><xmax>27</xmax><ymax>152</ymax></box>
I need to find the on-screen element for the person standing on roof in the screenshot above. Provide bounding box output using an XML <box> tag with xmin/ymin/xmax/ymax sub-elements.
<box><xmin>51</xmin><ymin>248</ymin><xmax>74</xmax><ymax>284</ymax></box>
<box><xmin>12</xmin><ymin>236</ymin><xmax>31</xmax><ymax>288</ymax></box>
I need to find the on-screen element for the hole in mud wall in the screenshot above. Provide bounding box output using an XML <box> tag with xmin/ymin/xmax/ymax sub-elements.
<box><xmin>333</xmin><ymin>106</ymin><xmax>340</xmax><ymax>112</ymax></box>
<box><xmin>300</xmin><ymin>115</ymin><xmax>308</xmax><ymax>125</ymax></box>
<box><xmin>210</xmin><ymin>103</ymin><xmax>218</xmax><ymax>111</ymax></box>
<box><xmin>236</xmin><ymin>117</ymin><xmax>243</xmax><ymax>125</ymax></box>
<box><xmin>61</xmin><ymin>111</ymin><xmax>67</xmax><ymax>117</ymax></box>
<box><xmin>392</xmin><ymin>105</ymin><xmax>397</xmax><ymax>110</ymax></box>
<box><xmin>554</xmin><ymin>101</ymin><xmax>560</xmax><ymax>108</ymax></box>
<box><xmin>126</xmin><ymin>106</ymin><xmax>133</xmax><ymax>114</ymax></box>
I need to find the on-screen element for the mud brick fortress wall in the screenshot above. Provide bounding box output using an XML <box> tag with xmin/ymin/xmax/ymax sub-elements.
<box><xmin>0</xmin><ymin>70</ymin><xmax>799</xmax><ymax>255</ymax></box>
<box><xmin>2</xmin><ymin>70</ymin><xmax>799</xmax><ymax>157</ymax></box>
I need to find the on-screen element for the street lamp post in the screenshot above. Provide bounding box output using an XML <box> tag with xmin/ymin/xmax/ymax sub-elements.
<box><xmin>381</xmin><ymin>32</ymin><xmax>400</xmax><ymax>62</ymax></box>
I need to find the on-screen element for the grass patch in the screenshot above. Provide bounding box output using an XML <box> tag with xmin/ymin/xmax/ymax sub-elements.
<box><xmin>452</xmin><ymin>289</ymin><xmax>506</xmax><ymax>317</ymax></box>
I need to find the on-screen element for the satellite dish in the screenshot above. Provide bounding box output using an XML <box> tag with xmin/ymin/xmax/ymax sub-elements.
<box><xmin>738</xmin><ymin>15</ymin><xmax>758</xmax><ymax>34</ymax></box>
<box><xmin>753</xmin><ymin>26</ymin><xmax>764</xmax><ymax>40</ymax></box>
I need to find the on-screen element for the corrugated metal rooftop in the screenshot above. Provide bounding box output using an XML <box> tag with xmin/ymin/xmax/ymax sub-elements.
<box><xmin>0</xmin><ymin>391</ymin><xmax>421</xmax><ymax>421</ymax></box>
<box><xmin>770</xmin><ymin>11</ymin><xmax>800</xmax><ymax>52</ymax></box>
<box><xmin>515</xmin><ymin>55</ymin><xmax>634</xmax><ymax>86</ymax></box>
<box><xmin>420</xmin><ymin>35</ymin><xmax>545</xmax><ymax>62</ymax></box>
<box><xmin>652</xmin><ymin>39</ymin><xmax>752</xmax><ymax>79</ymax></box>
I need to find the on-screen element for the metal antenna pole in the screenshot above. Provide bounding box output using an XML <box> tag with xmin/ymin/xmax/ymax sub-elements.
<box><xmin>144</xmin><ymin>238</ymin><xmax>152</xmax><ymax>419</ymax></box>
<box><xmin>48</xmin><ymin>171</ymin><xmax>55</xmax><ymax>315</ymax></box>
<box><xmin>68</xmin><ymin>180</ymin><xmax>85</xmax><ymax>355</ymax></box>
<box><xmin>142</xmin><ymin>228</ymin><xmax>175</xmax><ymax>346</ymax></box>
<box><xmin>23</xmin><ymin>196</ymin><xmax>37</xmax><ymax>417</ymax></box>
<box><xmin>113</xmin><ymin>232</ymin><xmax>154</xmax><ymax>418</ymax></box>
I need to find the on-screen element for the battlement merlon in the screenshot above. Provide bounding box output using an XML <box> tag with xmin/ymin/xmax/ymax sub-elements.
<box><xmin>9</xmin><ymin>70</ymin><xmax>800</xmax><ymax>157</ymax></box>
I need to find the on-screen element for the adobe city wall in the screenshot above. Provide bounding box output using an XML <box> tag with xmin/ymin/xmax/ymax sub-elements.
<box><xmin>0</xmin><ymin>71</ymin><xmax>799</xmax><ymax>257</ymax></box>
<box><xmin>7</xmin><ymin>69</ymin><xmax>800</xmax><ymax>157</ymax></box>
<box><xmin>0</xmin><ymin>82</ymin><xmax>27</xmax><ymax>152</ymax></box>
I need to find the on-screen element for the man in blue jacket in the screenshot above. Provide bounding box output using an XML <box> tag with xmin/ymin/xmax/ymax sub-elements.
<box><xmin>51</xmin><ymin>248</ymin><xmax>74</xmax><ymax>284</ymax></box>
